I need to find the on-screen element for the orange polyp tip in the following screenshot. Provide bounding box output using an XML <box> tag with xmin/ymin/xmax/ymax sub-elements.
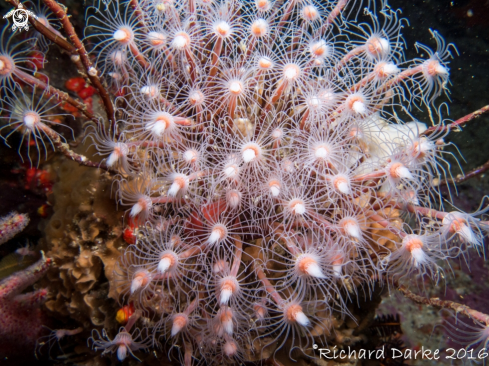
<box><xmin>251</xmin><ymin>19</ymin><xmax>268</xmax><ymax>37</ymax></box>
<box><xmin>113</xmin><ymin>28</ymin><xmax>133</xmax><ymax>44</ymax></box>
<box><xmin>215</xmin><ymin>21</ymin><xmax>231</xmax><ymax>37</ymax></box>
<box><xmin>258</xmin><ymin>57</ymin><xmax>273</xmax><ymax>69</ymax></box>
<box><xmin>0</xmin><ymin>56</ymin><xmax>13</xmax><ymax>75</ymax></box>
<box><xmin>172</xmin><ymin>32</ymin><xmax>191</xmax><ymax>49</ymax></box>
<box><xmin>302</xmin><ymin>5</ymin><xmax>319</xmax><ymax>21</ymax></box>
<box><xmin>289</xmin><ymin>199</ymin><xmax>306</xmax><ymax>215</ymax></box>
<box><xmin>283</xmin><ymin>64</ymin><xmax>301</xmax><ymax>80</ymax></box>
<box><xmin>189</xmin><ymin>90</ymin><xmax>205</xmax><ymax>105</ymax></box>
<box><xmin>285</xmin><ymin>304</ymin><xmax>303</xmax><ymax>322</ymax></box>
<box><xmin>229</xmin><ymin>81</ymin><xmax>244</xmax><ymax>95</ymax></box>
<box><xmin>310</xmin><ymin>40</ymin><xmax>327</xmax><ymax>57</ymax></box>
<box><xmin>256</xmin><ymin>0</ymin><xmax>270</xmax><ymax>10</ymax></box>
<box><xmin>148</xmin><ymin>32</ymin><xmax>166</xmax><ymax>46</ymax></box>
<box><xmin>171</xmin><ymin>314</ymin><xmax>188</xmax><ymax>336</ymax></box>
<box><xmin>298</xmin><ymin>256</ymin><xmax>315</xmax><ymax>274</ymax></box>
<box><xmin>404</xmin><ymin>237</ymin><xmax>423</xmax><ymax>252</ymax></box>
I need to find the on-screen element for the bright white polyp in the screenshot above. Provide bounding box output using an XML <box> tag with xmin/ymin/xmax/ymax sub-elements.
<box><xmin>226</xmin><ymin>190</ymin><xmax>241</xmax><ymax>208</ymax></box>
<box><xmin>410</xmin><ymin>247</ymin><xmax>426</xmax><ymax>267</ymax></box>
<box><xmin>130</xmin><ymin>276</ymin><xmax>144</xmax><ymax>294</ymax></box>
<box><xmin>291</xmin><ymin>202</ymin><xmax>305</xmax><ymax>215</ymax></box>
<box><xmin>208</xmin><ymin>224</ymin><xmax>227</xmax><ymax>245</ymax></box>
<box><xmin>243</xmin><ymin>148</ymin><xmax>256</xmax><ymax>162</ymax></box>
<box><xmin>146</xmin><ymin>120</ymin><xmax>166</xmax><ymax>137</ymax></box>
<box><xmin>352</xmin><ymin>100</ymin><xmax>367</xmax><ymax>114</ymax></box>
<box><xmin>113</xmin><ymin>29</ymin><xmax>128</xmax><ymax>42</ymax></box>
<box><xmin>23</xmin><ymin>113</ymin><xmax>38</xmax><ymax>130</ymax></box>
<box><xmin>172</xmin><ymin>34</ymin><xmax>189</xmax><ymax>49</ymax></box>
<box><xmin>270</xmin><ymin>185</ymin><xmax>280</xmax><ymax>197</ymax></box>
<box><xmin>229</xmin><ymin>81</ymin><xmax>243</xmax><ymax>95</ymax></box>
<box><xmin>315</xmin><ymin>147</ymin><xmax>329</xmax><ymax>159</ymax></box>
<box><xmin>284</xmin><ymin>64</ymin><xmax>300</xmax><ymax>80</ymax></box>
<box><xmin>343</xmin><ymin>220</ymin><xmax>362</xmax><ymax>240</ymax></box>
<box><xmin>383</xmin><ymin>62</ymin><xmax>399</xmax><ymax>75</ymax></box>
<box><xmin>117</xmin><ymin>345</ymin><xmax>128</xmax><ymax>362</ymax></box>
<box><xmin>224</xmin><ymin>165</ymin><xmax>239</xmax><ymax>178</ymax></box>
<box><xmin>214</xmin><ymin>21</ymin><xmax>231</xmax><ymax>37</ymax></box>
<box><xmin>295</xmin><ymin>311</ymin><xmax>310</xmax><ymax>326</ymax></box>
<box><xmin>251</xmin><ymin>19</ymin><xmax>268</xmax><ymax>37</ymax></box>
<box><xmin>168</xmin><ymin>182</ymin><xmax>181</xmax><ymax>197</ymax></box>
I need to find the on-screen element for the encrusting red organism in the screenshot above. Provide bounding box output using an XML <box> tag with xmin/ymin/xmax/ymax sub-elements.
<box><xmin>0</xmin><ymin>0</ymin><xmax>488</xmax><ymax>365</ymax></box>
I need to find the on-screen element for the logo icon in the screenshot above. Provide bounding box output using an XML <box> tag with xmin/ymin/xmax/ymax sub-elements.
<box><xmin>3</xmin><ymin>3</ymin><xmax>38</xmax><ymax>32</ymax></box>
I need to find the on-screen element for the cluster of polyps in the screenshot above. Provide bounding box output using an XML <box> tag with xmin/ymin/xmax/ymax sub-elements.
<box><xmin>80</xmin><ymin>0</ymin><xmax>489</xmax><ymax>363</ymax></box>
<box><xmin>0</xmin><ymin>0</ymin><xmax>488</xmax><ymax>364</ymax></box>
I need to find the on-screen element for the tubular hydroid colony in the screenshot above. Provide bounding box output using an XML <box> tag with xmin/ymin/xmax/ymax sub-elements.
<box><xmin>0</xmin><ymin>0</ymin><xmax>488</xmax><ymax>364</ymax></box>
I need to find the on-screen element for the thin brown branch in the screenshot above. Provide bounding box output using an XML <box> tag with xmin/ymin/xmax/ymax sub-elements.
<box><xmin>39</xmin><ymin>124</ymin><xmax>116</xmax><ymax>173</ymax></box>
<box><xmin>437</xmin><ymin>159</ymin><xmax>489</xmax><ymax>186</ymax></box>
<box><xmin>422</xmin><ymin>105</ymin><xmax>489</xmax><ymax>136</ymax></box>
<box><xmin>42</xmin><ymin>0</ymin><xmax>116</xmax><ymax>127</ymax></box>
<box><xmin>14</xmin><ymin>69</ymin><xmax>98</xmax><ymax>124</ymax></box>
<box><xmin>398</xmin><ymin>285</ymin><xmax>489</xmax><ymax>326</ymax></box>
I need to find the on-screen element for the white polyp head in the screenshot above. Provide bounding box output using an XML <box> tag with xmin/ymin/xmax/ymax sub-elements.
<box><xmin>289</xmin><ymin>199</ymin><xmax>306</xmax><ymax>215</ymax></box>
<box><xmin>307</xmin><ymin>96</ymin><xmax>321</xmax><ymax>110</ymax></box>
<box><xmin>388</xmin><ymin>162</ymin><xmax>413</xmax><ymax>180</ymax></box>
<box><xmin>352</xmin><ymin>100</ymin><xmax>366</xmax><ymax>115</ymax></box>
<box><xmin>302</xmin><ymin>5</ymin><xmax>319</xmax><ymax>21</ymax></box>
<box><xmin>383</xmin><ymin>62</ymin><xmax>399</xmax><ymax>75</ymax></box>
<box><xmin>147</xmin><ymin>119</ymin><xmax>166</xmax><ymax>137</ymax></box>
<box><xmin>208</xmin><ymin>224</ymin><xmax>227</xmax><ymax>245</ymax></box>
<box><xmin>107</xmin><ymin>143</ymin><xmax>129</xmax><ymax>167</ymax></box>
<box><xmin>109</xmin><ymin>50</ymin><xmax>127</xmax><ymax>66</ymax></box>
<box><xmin>367</xmin><ymin>36</ymin><xmax>390</xmax><ymax>58</ymax></box>
<box><xmin>171</xmin><ymin>314</ymin><xmax>188</xmax><ymax>336</ymax></box>
<box><xmin>220</xmin><ymin>308</ymin><xmax>234</xmax><ymax>335</ymax></box>
<box><xmin>130</xmin><ymin>196</ymin><xmax>152</xmax><ymax>217</ymax></box>
<box><xmin>130</xmin><ymin>271</ymin><xmax>150</xmax><ymax>294</ymax></box>
<box><xmin>426</xmin><ymin>60</ymin><xmax>448</xmax><ymax>76</ymax></box>
<box><xmin>23</xmin><ymin>112</ymin><xmax>40</xmax><ymax>130</ymax></box>
<box><xmin>403</xmin><ymin>235</ymin><xmax>425</xmax><ymax>265</ymax></box>
<box><xmin>147</xmin><ymin>31</ymin><xmax>166</xmax><ymax>47</ymax></box>
<box><xmin>271</xmin><ymin>128</ymin><xmax>283</xmax><ymax>140</ymax></box>
<box><xmin>189</xmin><ymin>90</ymin><xmax>205</xmax><ymax>106</ymax></box>
<box><xmin>113</xmin><ymin>28</ymin><xmax>131</xmax><ymax>43</ymax></box>
<box><xmin>285</xmin><ymin>303</ymin><xmax>310</xmax><ymax>326</ymax></box>
<box><xmin>213</xmin><ymin>260</ymin><xmax>228</xmax><ymax>273</ymax></box>
<box><xmin>251</xmin><ymin>19</ymin><xmax>268</xmax><ymax>37</ymax></box>
<box><xmin>443</xmin><ymin>213</ymin><xmax>478</xmax><ymax>245</ymax></box>
<box><xmin>283</xmin><ymin>64</ymin><xmax>300</xmax><ymax>80</ymax></box>
<box><xmin>258</xmin><ymin>56</ymin><xmax>274</xmax><ymax>70</ymax></box>
<box><xmin>219</xmin><ymin>277</ymin><xmax>238</xmax><ymax>305</ymax></box>
<box><xmin>224</xmin><ymin>164</ymin><xmax>239</xmax><ymax>178</ymax></box>
<box><xmin>269</xmin><ymin>180</ymin><xmax>281</xmax><ymax>197</ymax></box>
<box><xmin>117</xmin><ymin>344</ymin><xmax>128</xmax><ymax>362</ymax></box>
<box><xmin>333</xmin><ymin>175</ymin><xmax>351</xmax><ymax>194</ymax></box>
<box><xmin>243</xmin><ymin>148</ymin><xmax>256</xmax><ymax>163</ymax></box>
<box><xmin>224</xmin><ymin>340</ymin><xmax>238</xmax><ymax>356</ymax></box>
<box><xmin>158</xmin><ymin>252</ymin><xmax>177</xmax><ymax>273</ymax></box>
<box><xmin>140</xmin><ymin>85</ymin><xmax>159</xmax><ymax>99</ymax></box>
<box><xmin>315</xmin><ymin>146</ymin><xmax>329</xmax><ymax>160</ymax></box>
<box><xmin>310</xmin><ymin>40</ymin><xmax>330</xmax><ymax>58</ymax></box>
<box><xmin>255</xmin><ymin>0</ymin><xmax>271</xmax><ymax>11</ymax></box>
<box><xmin>0</xmin><ymin>59</ymin><xmax>5</xmax><ymax>71</ymax></box>
<box><xmin>183</xmin><ymin>149</ymin><xmax>198</xmax><ymax>164</ymax></box>
<box><xmin>226</xmin><ymin>189</ymin><xmax>241</xmax><ymax>208</ymax></box>
<box><xmin>333</xmin><ymin>264</ymin><xmax>342</xmax><ymax>277</ymax></box>
<box><xmin>168</xmin><ymin>174</ymin><xmax>188</xmax><ymax>197</ymax></box>
<box><xmin>172</xmin><ymin>32</ymin><xmax>190</xmax><ymax>49</ymax></box>
<box><xmin>214</xmin><ymin>21</ymin><xmax>231</xmax><ymax>37</ymax></box>
<box><xmin>297</xmin><ymin>254</ymin><xmax>326</xmax><ymax>278</ymax></box>
<box><xmin>341</xmin><ymin>218</ymin><xmax>362</xmax><ymax>240</ymax></box>
<box><xmin>229</xmin><ymin>81</ymin><xmax>243</xmax><ymax>95</ymax></box>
